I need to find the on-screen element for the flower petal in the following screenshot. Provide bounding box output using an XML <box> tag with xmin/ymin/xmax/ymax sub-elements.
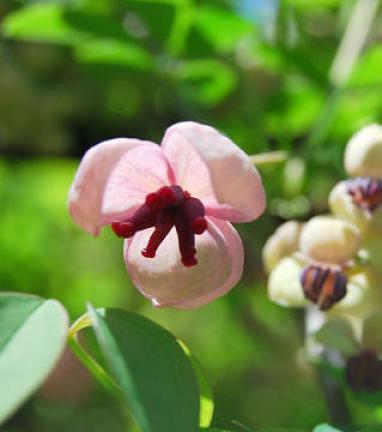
<box><xmin>262</xmin><ymin>220</ymin><xmax>303</xmax><ymax>274</ymax></box>
<box><xmin>68</xmin><ymin>138</ymin><xmax>172</xmax><ymax>235</ymax></box>
<box><xmin>124</xmin><ymin>217</ymin><xmax>244</xmax><ymax>309</ymax></box>
<box><xmin>299</xmin><ymin>215</ymin><xmax>361</xmax><ymax>265</ymax></box>
<box><xmin>267</xmin><ymin>256</ymin><xmax>308</xmax><ymax>308</ymax></box>
<box><xmin>162</xmin><ymin>121</ymin><xmax>266</xmax><ymax>222</ymax></box>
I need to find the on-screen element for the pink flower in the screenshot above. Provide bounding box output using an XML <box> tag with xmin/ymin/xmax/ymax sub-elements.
<box><xmin>68</xmin><ymin>122</ymin><xmax>266</xmax><ymax>309</ymax></box>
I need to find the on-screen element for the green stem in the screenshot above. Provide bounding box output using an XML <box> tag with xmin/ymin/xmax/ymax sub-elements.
<box><xmin>306</xmin><ymin>0</ymin><xmax>379</xmax><ymax>153</ymax></box>
<box><xmin>68</xmin><ymin>333</ymin><xmax>124</xmax><ymax>402</ymax></box>
<box><xmin>250</xmin><ymin>151</ymin><xmax>289</xmax><ymax>166</ymax></box>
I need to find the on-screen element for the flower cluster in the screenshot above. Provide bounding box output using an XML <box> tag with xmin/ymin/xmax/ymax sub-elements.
<box><xmin>68</xmin><ymin>122</ymin><xmax>265</xmax><ymax>309</ymax></box>
<box><xmin>263</xmin><ymin>124</ymin><xmax>382</xmax><ymax>395</ymax></box>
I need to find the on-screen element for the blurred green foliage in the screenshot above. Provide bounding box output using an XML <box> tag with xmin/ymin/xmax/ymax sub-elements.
<box><xmin>1</xmin><ymin>0</ymin><xmax>382</xmax><ymax>430</ymax></box>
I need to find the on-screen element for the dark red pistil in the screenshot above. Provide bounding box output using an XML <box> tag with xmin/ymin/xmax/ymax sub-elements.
<box><xmin>111</xmin><ymin>186</ymin><xmax>208</xmax><ymax>267</ymax></box>
<box><xmin>346</xmin><ymin>177</ymin><xmax>382</xmax><ymax>212</ymax></box>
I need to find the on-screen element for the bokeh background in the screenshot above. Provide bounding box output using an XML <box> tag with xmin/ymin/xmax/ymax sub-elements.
<box><xmin>1</xmin><ymin>0</ymin><xmax>382</xmax><ymax>430</ymax></box>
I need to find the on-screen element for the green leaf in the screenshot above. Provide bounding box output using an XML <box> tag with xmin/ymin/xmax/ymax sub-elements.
<box><xmin>88</xmin><ymin>305</ymin><xmax>200</xmax><ymax>432</ymax></box>
<box><xmin>313</xmin><ymin>424</ymin><xmax>343</xmax><ymax>432</ymax></box>
<box><xmin>1</xmin><ymin>3</ymin><xmax>83</xmax><ymax>45</ymax></box>
<box><xmin>176</xmin><ymin>59</ymin><xmax>236</xmax><ymax>106</ymax></box>
<box><xmin>195</xmin><ymin>6</ymin><xmax>253</xmax><ymax>54</ymax></box>
<box><xmin>0</xmin><ymin>292</ymin><xmax>68</xmax><ymax>425</ymax></box>
<box><xmin>350</xmin><ymin>46</ymin><xmax>382</xmax><ymax>86</ymax></box>
<box><xmin>74</xmin><ymin>39</ymin><xmax>154</xmax><ymax>70</ymax></box>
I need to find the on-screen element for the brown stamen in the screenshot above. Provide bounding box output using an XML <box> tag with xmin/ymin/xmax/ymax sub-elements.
<box><xmin>300</xmin><ymin>264</ymin><xmax>347</xmax><ymax>310</ymax></box>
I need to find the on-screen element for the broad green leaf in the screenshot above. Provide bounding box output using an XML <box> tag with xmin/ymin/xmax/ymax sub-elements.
<box><xmin>195</xmin><ymin>6</ymin><xmax>253</xmax><ymax>54</ymax></box>
<box><xmin>313</xmin><ymin>424</ymin><xmax>343</xmax><ymax>432</ymax></box>
<box><xmin>74</xmin><ymin>39</ymin><xmax>154</xmax><ymax>70</ymax></box>
<box><xmin>88</xmin><ymin>305</ymin><xmax>200</xmax><ymax>432</ymax></box>
<box><xmin>0</xmin><ymin>293</ymin><xmax>68</xmax><ymax>425</ymax></box>
<box><xmin>1</xmin><ymin>3</ymin><xmax>83</xmax><ymax>45</ymax></box>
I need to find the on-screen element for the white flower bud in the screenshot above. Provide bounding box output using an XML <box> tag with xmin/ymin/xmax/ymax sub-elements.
<box><xmin>299</xmin><ymin>216</ymin><xmax>361</xmax><ymax>265</ymax></box>
<box><xmin>345</xmin><ymin>124</ymin><xmax>382</xmax><ymax>178</ymax></box>
<box><xmin>267</xmin><ymin>256</ymin><xmax>307</xmax><ymax>307</ymax></box>
<box><xmin>329</xmin><ymin>181</ymin><xmax>382</xmax><ymax>233</ymax></box>
<box><xmin>262</xmin><ymin>221</ymin><xmax>303</xmax><ymax>274</ymax></box>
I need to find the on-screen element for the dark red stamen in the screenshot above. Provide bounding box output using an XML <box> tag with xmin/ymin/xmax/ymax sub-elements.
<box><xmin>141</xmin><ymin>210</ymin><xmax>176</xmax><ymax>258</ymax></box>
<box><xmin>346</xmin><ymin>177</ymin><xmax>382</xmax><ymax>212</ymax></box>
<box><xmin>111</xmin><ymin>185</ymin><xmax>208</xmax><ymax>267</ymax></box>
<box><xmin>112</xmin><ymin>204</ymin><xmax>159</xmax><ymax>238</ymax></box>
<box><xmin>300</xmin><ymin>264</ymin><xmax>347</xmax><ymax>311</ymax></box>
<box><xmin>112</xmin><ymin>221</ymin><xmax>135</xmax><ymax>238</ymax></box>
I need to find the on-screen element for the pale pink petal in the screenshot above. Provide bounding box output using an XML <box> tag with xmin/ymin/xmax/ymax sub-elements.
<box><xmin>161</xmin><ymin>122</ymin><xmax>266</xmax><ymax>222</ymax></box>
<box><xmin>68</xmin><ymin>138</ymin><xmax>172</xmax><ymax>235</ymax></box>
<box><xmin>124</xmin><ymin>217</ymin><xmax>244</xmax><ymax>309</ymax></box>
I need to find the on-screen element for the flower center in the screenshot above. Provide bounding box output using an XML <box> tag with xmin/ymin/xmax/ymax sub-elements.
<box><xmin>111</xmin><ymin>185</ymin><xmax>208</xmax><ymax>267</ymax></box>
<box><xmin>300</xmin><ymin>264</ymin><xmax>347</xmax><ymax>310</ymax></box>
<box><xmin>346</xmin><ymin>177</ymin><xmax>382</xmax><ymax>212</ymax></box>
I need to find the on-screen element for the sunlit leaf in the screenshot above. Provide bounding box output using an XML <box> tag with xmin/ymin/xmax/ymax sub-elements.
<box><xmin>195</xmin><ymin>6</ymin><xmax>253</xmax><ymax>54</ymax></box>
<box><xmin>1</xmin><ymin>3</ymin><xmax>83</xmax><ymax>45</ymax></box>
<box><xmin>350</xmin><ymin>46</ymin><xmax>382</xmax><ymax>87</ymax></box>
<box><xmin>88</xmin><ymin>305</ymin><xmax>200</xmax><ymax>432</ymax></box>
<box><xmin>75</xmin><ymin>39</ymin><xmax>154</xmax><ymax>70</ymax></box>
<box><xmin>0</xmin><ymin>292</ymin><xmax>68</xmax><ymax>425</ymax></box>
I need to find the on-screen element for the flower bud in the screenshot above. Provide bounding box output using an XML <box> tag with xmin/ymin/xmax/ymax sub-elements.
<box><xmin>299</xmin><ymin>216</ymin><xmax>361</xmax><ymax>265</ymax></box>
<box><xmin>346</xmin><ymin>350</ymin><xmax>382</xmax><ymax>393</ymax></box>
<box><xmin>329</xmin><ymin>181</ymin><xmax>382</xmax><ymax>233</ymax></box>
<box><xmin>344</xmin><ymin>124</ymin><xmax>382</xmax><ymax>179</ymax></box>
<box><xmin>267</xmin><ymin>256</ymin><xmax>307</xmax><ymax>307</ymax></box>
<box><xmin>268</xmin><ymin>257</ymin><xmax>379</xmax><ymax>319</ymax></box>
<box><xmin>262</xmin><ymin>221</ymin><xmax>303</xmax><ymax>274</ymax></box>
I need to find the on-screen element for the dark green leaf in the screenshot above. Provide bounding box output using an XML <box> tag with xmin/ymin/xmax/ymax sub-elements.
<box><xmin>88</xmin><ymin>305</ymin><xmax>200</xmax><ymax>432</ymax></box>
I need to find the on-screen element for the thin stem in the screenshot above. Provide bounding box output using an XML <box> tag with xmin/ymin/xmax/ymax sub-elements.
<box><xmin>318</xmin><ymin>362</ymin><xmax>352</xmax><ymax>428</ymax></box>
<box><xmin>68</xmin><ymin>334</ymin><xmax>125</xmax><ymax>402</ymax></box>
<box><xmin>306</xmin><ymin>0</ymin><xmax>379</xmax><ymax>153</ymax></box>
<box><xmin>329</xmin><ymin>0</ymin><xmax>379</xmax><ymax>87</ymax></box>
<box><xmin>250</xmin><ymin>151</ymin><xmax>289</xmax><ymax>166</ymax></box>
